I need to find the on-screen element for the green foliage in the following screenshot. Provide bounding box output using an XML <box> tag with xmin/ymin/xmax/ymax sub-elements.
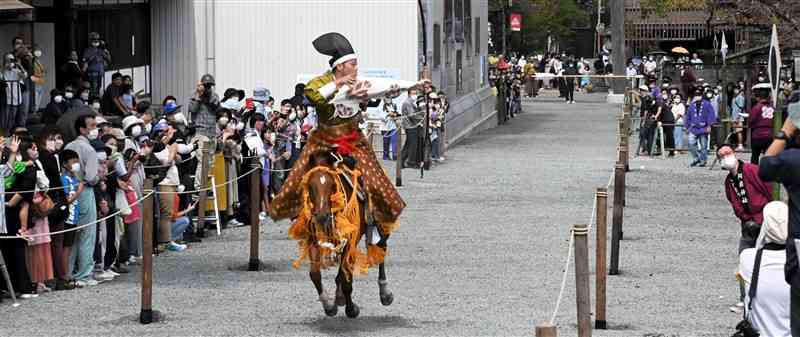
<box><xmin>512</xmin><ymin>0</ymin><xmax>589</xmax><ymax>54</ymax></box>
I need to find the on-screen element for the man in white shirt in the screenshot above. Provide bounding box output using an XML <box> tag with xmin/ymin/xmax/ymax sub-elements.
<box><xmin>739</xmin><ymin>201</ymin><xmax>791</xmax><ymax>337</ymax></box>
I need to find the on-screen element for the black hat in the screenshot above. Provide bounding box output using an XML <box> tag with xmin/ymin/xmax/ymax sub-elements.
<box><xmin>313</xmin><ymin>32</ymin><xmax>357</xmax><ymax>68</ymax></box>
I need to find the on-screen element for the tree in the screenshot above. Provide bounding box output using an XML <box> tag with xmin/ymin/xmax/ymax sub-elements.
<box><xmin>513</xmin><ymin>0</ymin><xmax>590</xmax><ymax>55</ymax></box>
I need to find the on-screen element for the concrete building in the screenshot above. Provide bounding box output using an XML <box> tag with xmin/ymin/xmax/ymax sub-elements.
<box><xmin>0</xmin><ymin>0</ymin><xmax>495</xmax><ymax>146</ymax></box>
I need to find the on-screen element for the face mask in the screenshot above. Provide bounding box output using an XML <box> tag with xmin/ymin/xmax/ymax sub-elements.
<box><xmin>235</xmin><ymin>121</ymin><xmax>245</xmax><ymax>131</ymax></box>
<box><xmin>662</xmin><ymin>94</ymin><xmax>669</xmax><ymax>99</ymax></box>
<box><xmin>80</xmin><ymin>93</ymin><xmax>89</xmax><ymax>101</ymax></box>
<box><xmin>65</xmin><ymin>92</ymin><xmax>74</xmax><ymax>99</ymax></box>
<box><xmin>46</xmin><ymin>140</ymin><xmax>56</xmax><ymax>152</ymax></box>
<box><xmin>54</xmin><ymin>139</ymin><xmax>64</xmax><ymax>150</ymax></box>
<box><xmin>92</xmin><ymin>42</ymin><xmax>100</xmax><ymax>47</ymax></box>
<box><xmin>706</xmin><ymin>94</ymin><xmax>713</xmax><ymax>99</ymax></box>
<box><xmin>218</xmin><ymin>117</ymin><xmax>229</xmax><ymax>127</ymax></box>
<box><xmin>131</xmin><ymin>125</ymin><xmax>142</xmax><ymax>137</ymax></box>
<box><xmin>144</xmin><ymin>123</ymin><xmax>152</xmax><ymax>134</ymax></box>
<box><xmin>70</xmin><ymin>162</ymin><xmax>81</xmax><ymax>173</ymax></box>
<box><xmin>54</xmin><ymin>95</ymin><xmax>64</xmax><ymax>103</ymax></box>
<box><xmin>87</xmin><ymin>128</ymin><xmax>99</xmax><ymax>140</ymax></box>
<box><xmin>720</xmin><ymin>155</ymin><xmax>737</xmax><ymax>170</ymax></box>
<box><xmin>165</xmin><ymin>100</ymin><xmax>176</xmax><ymax>106</ymax></box>
<box><xmin>33</xmin><ymin>50</ymin><xmax>42</xmax><ymax>58</ymax></box>
<box><xmin>96</xmin><ymin>152</ymin><xmax>107</xmax><ymax>161</ymax></box>
<box><xmin>270</xmin><ymin>133</ymin><xmax>277</xmax><ymax>144</ymax></box>
<box><xmin>92</xmin><ymin>102</ymin><xmax>101</xmax><ymax>110</ymax></box>
<box><xmin>289</xmin><ymin>113</ymin><xmax>297</xmax><ymax>121</ymax></box>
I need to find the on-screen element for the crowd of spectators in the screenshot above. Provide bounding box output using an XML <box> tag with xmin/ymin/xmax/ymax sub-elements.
<box><xmin>0</xmin><ymin>34</ymin><xmax>450</xmax><ymax>302</ymax></box>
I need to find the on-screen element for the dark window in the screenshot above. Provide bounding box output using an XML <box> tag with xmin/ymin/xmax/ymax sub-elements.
<box><xmin>465</xmin><ymin>17</ymin><xmax>472</xmax><ymax>58</ymax></box>
<box><xmin>475</xmin><ymin>17</ymin><xmax>480</xmax><ymax>55</ymax></box>
<box><xmin>434</xmin><ymin>23</ymin><xmax>441</xmax><ymax>69</ymax></box>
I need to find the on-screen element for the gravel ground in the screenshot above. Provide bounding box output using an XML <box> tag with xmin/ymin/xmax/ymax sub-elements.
<box><xmin>0</xmin><ymin>92</ymin><xmax>738</xmax><ymax>336</ymax></box>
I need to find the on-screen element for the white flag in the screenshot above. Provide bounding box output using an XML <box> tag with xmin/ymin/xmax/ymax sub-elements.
<box><xmin>720</xmin><ymin>31</ymin><xmax>729</xmax><ymax>64</ymax></box>
<box><xmin>768</xmin><ymin>24</ymin><xmax>781</xmax><ymax>105</ymax></box>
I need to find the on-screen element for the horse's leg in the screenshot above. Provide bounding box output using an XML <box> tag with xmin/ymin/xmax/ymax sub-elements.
<box><xmin>336</xmin><ymin>256</ymin><xmax>359</xmax><ymax>318</ymax></box>
<box><xmin>376</xmin><ymin>235</ymin><xmax>394</xmax><ymax>306</ymax></box>
<box><xmin>310</xmin><ymin>245</ymin><xmax>337</xmax><ymax>316</ymax></box>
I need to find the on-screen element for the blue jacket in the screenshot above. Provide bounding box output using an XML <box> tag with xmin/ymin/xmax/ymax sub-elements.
<box><xmin>684</xmin><ymin>99</ymin><xmax>716</xmax><ymax>135</ymax></box>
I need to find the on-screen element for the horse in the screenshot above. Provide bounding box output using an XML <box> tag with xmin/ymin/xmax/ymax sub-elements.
<box><xmin>300</xmin><ymin>152</ymin><xmax>394</xmax><ymax>318</ymax></box>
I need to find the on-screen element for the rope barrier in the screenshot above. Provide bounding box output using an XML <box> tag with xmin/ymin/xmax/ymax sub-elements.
<box><xmin>547</xmin><ymin>148</ymin><xmax>617</xmax><ymax>325</ymax></box>
<box><xmin>0</xmin><ymin>190</ymin><xmax>156</xmax><ymax>241</ymax></box>
<box><xmin>150</xmin><ymin>166</ymin><xmax>260</xmax><ymax>195</ymax></box>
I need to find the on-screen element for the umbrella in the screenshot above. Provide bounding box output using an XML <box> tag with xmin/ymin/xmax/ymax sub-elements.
<box><xmin>671</xmin><ymin>46</ymin><xmax>690</xmax><ymax>54</ymax></box>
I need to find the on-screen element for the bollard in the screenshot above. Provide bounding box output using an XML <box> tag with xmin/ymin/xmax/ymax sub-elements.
<box><xmin>595</xmin><ymin>188</ymin><xmax>608</xmax><ymax>329</ymax></box>
<box><xmin>139</xmin><ymin>179</ymin><xmax>159</xmax><ymax>324</ymax></box>
<box><xmin>395</xmin><ymin>128</ymin><xmax>404</xmax><ymax>187</ymax></box>
<box><xmin>618</xmin><ymin>148</ymin><xmax>627</xmax><ymax>208</ymax></box>
<box><xmin>248</xmin><ymin>162</ymin><xmax>262</xmax><ymax>271</ymax></box>
<box><xmin>196</xmin><ymin>141</ymin><xmax>210</xmax><ymax>238</ymax></box>
<box><xmin>573</xmin><ymin>224</ymin><xmax>591</xmax><ymax>337</ymax></box>
<box><xmin>610</xmin><ymin>164</ymin><xmax>624</xmax><ymax>275</ymax></box>
<box><xmin>535</xmin><ymin>323</ymin><xmax>558</xmax><ymax>337</ymax></box>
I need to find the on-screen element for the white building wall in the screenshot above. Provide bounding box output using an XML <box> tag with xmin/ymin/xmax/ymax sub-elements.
<box><xmin>189</xmin><ymin>0</ymin><xmax>419</xmax><ymax>102</ymax></box>
<box><xmin>151</xmin><ymin>0</ymin><xmax>200</xmax><ymax>103</ymax></box>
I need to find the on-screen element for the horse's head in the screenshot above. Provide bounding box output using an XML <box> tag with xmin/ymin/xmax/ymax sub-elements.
<box><xmin>307</xmin><ymin>164</ymin><xmax>336</xmax><ymax>237</ymax></box>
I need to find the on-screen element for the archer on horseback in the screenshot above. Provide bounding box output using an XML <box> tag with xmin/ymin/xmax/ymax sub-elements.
<box><xmin>268</xmin><ymin>32</ymin><xmax>428</xmax><ymax>318</ymax></box>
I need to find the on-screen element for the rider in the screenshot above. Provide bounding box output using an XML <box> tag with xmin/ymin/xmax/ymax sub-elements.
<box><xmin>268</xmin><ymin>32</ymin><xmax>423</xmax><ymax>266</ymax></box>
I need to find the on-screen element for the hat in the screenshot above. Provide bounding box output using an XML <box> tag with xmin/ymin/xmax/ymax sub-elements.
<box><xmin>122</xmin><ymin>115</ymin><xmax>144</xmax><ymax>132</ymax></box>
<box><xmin>90</xmin><ymin>139</ymin><xmax>111</xmax><ymax>157</ymax></box>
<box><xmin>253</xmin><ymin>87</ymin><xmax>270</xmax><ymax>102</ymax></box>
<box><xmin>638</xmin><ymin>85</ymin><xmax>649</xmax><ymax>91</ymax></box>
<box><xmin>109</xmin><ymin>128</ymin><xmax>126</xmax><ymax>141</ymax></box>
<box><xmin>152</xmin><ymin>120</ymin><xmax>169</xmax><ymax>134</ymax></box>
<box><xmin>95</xmin><ymin>116</ymin><xmax>110</xmax><ymax>126</ymax></box>
<box><xmin>756</xmin><ymin>201</ymin><xmax>788</xmax><ymax>248</ymax></box>
<box><xmin>428</xmin><ymin>92</ymin><xmax>439</xmax><ymax>99</ymax></box>
<box><xmin>313</xmin><ymin>32</ymin><xmax>357</xmax><ymax>68</ymax></box>
<box><xmin>163</xmin><ymin>102</ymin><xmax>181</xmax><ymax>114</ymax></box>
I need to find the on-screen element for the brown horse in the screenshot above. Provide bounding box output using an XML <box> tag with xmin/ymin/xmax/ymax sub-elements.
<box><xmin>304</xmin><ymin>153</ymin><xmax>393</xmax><ymax>318</ymax></box>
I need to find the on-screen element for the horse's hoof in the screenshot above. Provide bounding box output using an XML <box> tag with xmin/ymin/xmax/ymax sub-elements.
<box><xmin>335</xmin><ymin>287</ymin><xmax>346</xmax><ymax>307</ymax></box>
<box><xmin>345</xmin><ymin>303</ymin><xmax>360</xmax><ymax>318</ymax></box>
<box><xmin>380</xmin><ymin>291</ymin><xmax>394</xmax><ymax>306</ymax></box>
<box><xmin>319</xmin><ymin>292</ymin><xmax>338</xmax><ymax>317</ymax></box>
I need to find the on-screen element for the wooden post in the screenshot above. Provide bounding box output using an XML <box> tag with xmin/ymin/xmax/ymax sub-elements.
<box><xmin>196</xmin><ymin>141</ymin><xmax>210</xmax><ymax>238</ymax></box>
<box><xmin>610</xmin><ymin>164</ymin><xmax>624</xmax><ymax>275</ymax></box>
<box><xmin>595</xmin><ymin>188</ymin><xmax>608</xmax><ymax>329</ymax></box>
<box><xmin>573</xmin><ymin>224</ymin><xmax>591</xmax><ymax>337</ymax></box>
<box><xmin>139</xmin><ymin>179</ymin><xmax>159</xmax><ymax>324</ymax></box>
<box><xmin>618</xmin><ymin>148</ymin><xmax>627</xmax><ymax>208</ymax></box>
<box><xmin>395</xmin><ymin>128</ymin><xmax>404</xmax><ymax>187</ymax></box>
<box><xmin>535</xmin><ymin>323</ymin><xmax>558</xmax><ymax>337</ymax></box>
<box><xmin>248</xmin><ymin>162</ymin><xmax>262</xmax><ymax>271</ymax></box>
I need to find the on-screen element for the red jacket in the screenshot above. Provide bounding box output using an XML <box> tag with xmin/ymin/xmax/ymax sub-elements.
<box><xmin>748</xmin><ymin>100</ymin><xmax>774</xmax><ymax>141</ymax></box>
<box><xmin>725</xmin><ymin>162</ymin><xmax>773</xmax><ymax>224</ymax></box>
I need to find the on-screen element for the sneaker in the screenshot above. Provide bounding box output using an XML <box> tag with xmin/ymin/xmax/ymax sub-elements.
<box><xmin>166</xmin><ymin>242</ymin><xmax>187</xmax><ymax>252</ymax></box>
<box><xmin>127</xmin><ymin>256</ymin><xmax>142</xmax><ymax>266</ymax></box>
<box><xmin>105</xmin><ymin>269</ymin><xmax>121</xmax><ymax>277</ymax></box>
<box><xmin>19</xmin><ymin>293</ymin><xmax>38</xmax><ymax>299</ymax></box>
<box><xmin>75</xmin><ymin>279</ymin><xmax>99</xmax><ymax>287</ymax></box>
<box><xmin>111</xmin><ymin>264</ymin><xmax>130</xmax><ymax>274</ymax></box>
<box><xmin>94</xmin><ymin>271</ymin><xmax>115</xmax><ymax>282</ymax></box>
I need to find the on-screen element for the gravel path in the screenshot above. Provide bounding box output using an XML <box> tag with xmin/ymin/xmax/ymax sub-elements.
<box><xmin>0</xmin><ymin>93</ymin><xmax>738</xmax><ymax>336</ymax></box>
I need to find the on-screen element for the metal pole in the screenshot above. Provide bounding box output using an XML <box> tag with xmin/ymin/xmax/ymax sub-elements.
<box><xmin>139</xmin><ymin>179</ymin><xmax>158</xmax><ymax>324</ymax></box>
<box><xmin>573</xmin><ymin>224</ymin><xmax>592</xmax><ymax>337</ymax></box>
<box><xmin>196</xmin><ymin>141</ymin><xmax>210</xmax><ymax>238</ymax></box>
<box><xmin>595</xmin><ymin>188</ymin><xmax>608</xmax><ymax>329</ymax></box>
<box><xmin>610</xmin><ymin>163</ymin><xmax>624</xmax><ymax>275</ymax></box>
<box><xmin>0</xmin><ymin>250</ymin><xmax>19</xmax><ymax>307</ymax></box>
<box><xmin>248</xmin><ymin>162</ymin><xmax>262</xmax><ymax>271</ymax></box>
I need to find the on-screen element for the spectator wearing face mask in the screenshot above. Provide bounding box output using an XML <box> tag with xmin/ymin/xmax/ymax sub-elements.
<box><xmin>738</xmin><ymin>201</ymin><xmax>791</xmax><ymax>337</ymax></box>
<box><xmin>43</xmin><ymin>89</ymin><xmax>67</xmax><ymax>125</ymax></box>
<box><xmin>82</xmin><ymin>32</ymin><xmax>111</xmax><ymax>98</ymax></box>
<box><xmin>749</xmin><ymin>85</ymin><xmax>775</xmax><ymax>164</ymax></box>
<box><xmin>60</xmin><ymin>51</ymin><xmax>83</xmax><ymax>91</ymax></box>
<box><xmin>685</xmin><ymin>89</ymin><xmax>716</xmax><ymax>167</ymax></box>
<box><xmin>718</xmin><ymin>143</ymin><xmax>773</xmax><ymax>253</ymax></box>
<box><xmin>102</xmin><ymin>72</ymin><xmax>130</xmax><ymax>117</ymax></box>
<box><xmin>671</xmin><ymin>94</ymin><xmax>686</xmax><ymax>152</ymax></box>
<box><xmin>121</xmin><ymin>115</ymin><xmax>147</xmax><ymax>263</ymax></box>
<box><xmin>29</xmin><ymin>45</ymin><xmax>46</xmax><ymax>112</ymax></box>
<box><xmin>2</xmin><ymin>52</ymin><xmax>28</xmax><ymax>130</ymax></box>
<box><xmin>731</xmin><ymin>86</ymin><xmax>747</xmax><ymax>151</ymax></box>
<box><xmin>655</xmin><ymin>89</ymin><xmax>675</xmax><ymax>156</ymax></box>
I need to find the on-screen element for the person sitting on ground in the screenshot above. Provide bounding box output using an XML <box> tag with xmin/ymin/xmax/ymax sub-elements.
<box><xmin>718</xmin><ymin>143</ymin><xmax>773</xmax><ymax>253</ymax></box>
<box><xmin>739</xmin><ymin>201</ymin><xmax>791</xmax><ymax>337</ymax></box>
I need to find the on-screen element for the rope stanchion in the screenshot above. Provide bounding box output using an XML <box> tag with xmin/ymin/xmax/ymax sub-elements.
<box><xmin>195</xmin><ymin>141</ymin><xmax>211</xmax><ymax>238</ymax></box>
<box><xmin>573</xmin><ymin>224</ymin><xmax>591</xmax><ymax>337</ymax></box>
<box><xmin>139</xmin><ymin>179</ymin><xmax>159</xmax><ymax>324</ymax></box>
<box><xmin>248</xmin><ymin>161</ymin><xmax>262</xmax><ymax>271</ymax></box>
